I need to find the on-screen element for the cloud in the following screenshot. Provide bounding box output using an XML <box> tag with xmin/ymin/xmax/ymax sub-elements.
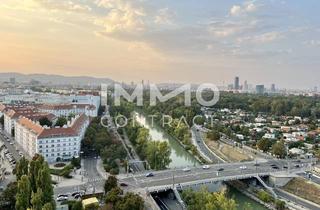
<box><xmin>33</xmin><ymin>0</ymin><xmax>92</xmax><ymax>12</ymax></box>
<box><xmin>154</xmin><ymin>8</ymin><xmax>175</xmax><ymax>25</ymax></box>
<box><xmin>94</xmin><ymin>0</ymin><xmax>146</xmax><ymax>34</ymax></box>
<box><xmin>303</xmin><ymin>40</ymin><xmax>320</xmax><ymax>46</ymax></box>
<box><xmin>237</xmin><ymin>31</ymin><xmax>284</xmax><ymax>44</ymax></box>
<box><xmin>230</xmin><ymin>5</ymin><xmax>242</xmax><ymax>16</ymax></box>
<box><xmin>230</xmin><ymin>2</ymin><xmax>257</xmax><ymax>16</ymax></box>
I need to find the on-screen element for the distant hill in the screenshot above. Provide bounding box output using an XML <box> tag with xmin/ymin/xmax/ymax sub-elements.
<box><xmin>0</xmin><ymin>72</ymin><xmax>114</xmax><ymax>86</ymax></box>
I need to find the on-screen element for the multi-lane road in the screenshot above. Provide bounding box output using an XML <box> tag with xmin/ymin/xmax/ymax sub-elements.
<box><xmin>121</xmin><ymin>159</ymin><xmax>312</xmax><ymax>189</ymax></box>
<box><xmin>191</xmin><ymin>126</ymin><xmax>225</xmax><ymax>163</ymax></box>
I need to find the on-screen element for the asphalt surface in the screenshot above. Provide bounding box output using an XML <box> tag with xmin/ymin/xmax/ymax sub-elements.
<box><xmin>275</xmin><ymin>188</ymin><xmax>320</xmax><ymax>210</ymax></box>
<box><xmin>0</xmin><ymin>128</ymin><xmax>20</xmax><ymax>161</ymax></box>
<box><xmin>121</xmin><ymin>159</ymin><xmax>312</xmax><ymax>189</ymax></box>
<box><xmin>54</xmin><ymin>158</ymin><xmax>105</xmax><ymax>198</ymax></box>
<box><xmin>191</xmin><ymin>126</ymin><xmax>224</xmax><ymax>163</ymax></box>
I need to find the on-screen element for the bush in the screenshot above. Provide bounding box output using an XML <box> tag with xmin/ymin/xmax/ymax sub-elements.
<box><xmin>257</xmin><ymin>190</ymin><xmax>273</xmax><ymax>203</ymax></box>
<box><xmin>109</xmin><ymin>168</ymin><xmax>119</xmax><ymax>175</ymax></box>
<box><xmin>71</xmin><ymin>157</ymin><xmax>81</xmax><ymax>169</ymax></box>
<box><xmin>50</xmin><ymin>164</ymin><xmax>74</xmax><ymax>178</ymax></box>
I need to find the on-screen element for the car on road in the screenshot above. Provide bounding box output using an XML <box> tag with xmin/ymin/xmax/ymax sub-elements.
<box><xmin>120</xmin><ymin>182</ymin><xmax>128</xmax><ymax>187</ymax></box>
<box><xmin>145</xmin><ymin>173</ymin><xmax>154</xmax><ymax>177</ymax></box>
<box><xmin>58</xmin><ymin>194</ymin><xmax>69</xmax><ymax>198</ymax></box>
<box><xmin>183</xmin><ymin>167</ymin><xmax>191</xmax><ymax>172</ymax></box>
<box><xmin>9</xmin><ymin>142</ymin><xmax>14</xmax><ymax>145</ymax></box>
<box><xmin>283</xmin><ymin>166</ymin><xmax>288</xmax><ymax>169</ymax></box>
<box><xmin>71</xmin><ymin>192</ymin><xmax>80</xmax><ymax>197</ymax></box>
<box><xmin>218</xmin><ymin>168</ymin><xmax>224</xmax><ymax>172</ymax></box>
<box><xmin>239</xmin><ymin>166</ymin><xmax>247</xmax><ymax>170</ymax></box>
<box><xmin>254</xmin><ymin>163</ymin><xmax>260</xmax><ymax>167</ymax></box>
<box><xmin>202</xmin><ymin>165</ymin><xmax>210</xmax><ymax>170</ymax></box>
<box><xmin>272</xmin><ymin>166</ymin><xmax>279</xmax><ymax>169</ymax></box>
<box><xmin>56</xmin><ymin>196</ymin><xmax>68</xmax><ymax>202</ymax></box>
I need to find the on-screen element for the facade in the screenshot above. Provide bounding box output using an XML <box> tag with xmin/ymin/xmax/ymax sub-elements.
<box><xmin>38</xmin><ymin>104</ymin><xmax>97</xmax><ymax>117</ymax></box>
<box><xmin>15</xmin><ymin>114</ymin><xmax>89</xmax><ymax>163</ymax></box>
<box><xmin>3</xmin><ymin>107</ymin><xmax>56</xmax><ymax>136</ymax></box>
<box><xmin>256</xmin><ymin>85</ymin><xmax>265</xmax><ymax>94</ymax></box>
<box><xmin>234</xmin><ymin>77</ymin><xmax>240</xmax><ymax>90</ymax></box>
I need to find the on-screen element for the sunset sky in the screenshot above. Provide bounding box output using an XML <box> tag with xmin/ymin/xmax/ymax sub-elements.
<box><xmin>0</xmin><ymin>0</ymin><xmax>320</xmax><ymax>88</ymax></box>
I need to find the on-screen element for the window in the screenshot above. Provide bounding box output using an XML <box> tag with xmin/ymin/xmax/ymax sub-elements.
<box><xmin>39</xmin><ymin>145</ymin><xmax>42</xmax><ymax>148</ymax></box>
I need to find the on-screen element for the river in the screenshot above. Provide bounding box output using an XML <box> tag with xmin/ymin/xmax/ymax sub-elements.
<box><xmin>134</xmin><ymin>112</ymin><xmax>268</xmax><ymax>210</ymax></box>
<box><xmin>134</xmin><ymin>112</ymin><xmax>199</xmax><ymax>168</ymax></box>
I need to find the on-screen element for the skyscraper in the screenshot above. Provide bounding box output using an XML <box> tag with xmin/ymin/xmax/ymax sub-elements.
<box><xmin>256</xmin><ymin>85</ymin><xmax>265</xmax><ymax>94</ymax></box>
<box><xmin>271</xmin><ymin>84</ymin><xmax>276</xmax><ymax>92</ymax></box>
<box><xmin>244</xmin><ymin>80</ymin><xmax>248</xmax><ymax>91</ymax></box>
<box><xmin>234</xmin><ymin>76</ymin><xmax>240</xmax><ymax>90</ymax></box>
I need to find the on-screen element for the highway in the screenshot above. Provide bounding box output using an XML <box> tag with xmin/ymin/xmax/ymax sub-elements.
<box><xmin>120</xmin><ymin>159</ymin><xmax>312</xmax><ymax>189</ymax></box>
<box><xmin>191</xmin><ymin>126</ymin><xmax>224</xmax><ymax>163</ymax></box>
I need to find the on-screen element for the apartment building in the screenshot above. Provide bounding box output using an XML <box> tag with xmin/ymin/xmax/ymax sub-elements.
<box><xmin>38</xmin><ymin>104</ymin><xmax>97</xmax><ymax>117</ymax></box>
<box><xmin>3</xmin><ymin>107</ymin><xmax>56</xmax><ymax>136</ymax></box>
<box><xmin>15</xmin><ymin>114</ymin><xmax>89</xmax><ymax>163</ymax></box>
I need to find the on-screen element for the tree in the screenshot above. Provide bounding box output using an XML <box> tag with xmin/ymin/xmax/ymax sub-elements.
<box><xmin>0</xmin><ymin>115</ymin><xmax>4</xmax><ymax>126</ymax></box>
<box><xmin>275</xmin><ymin>199</ymin><xmax>286</xmax><ymax>210</ymax></box>
<box><xmin>71</xmin><ymin>201</ymin><xmax>83</xmax><ymax>210</ymax></box>
<box><xmin>146</xmin><ymin>141</ymin><xmax>171</xmax><ymax>170</ymax></box>
<box><xmin>36</xmin><ymin>162</ymin><xmax>54</xmax><ymax>204</ymax></box>
<box><xmin>15</xmin><ymin>175</ymin><xmax>31</xmax><ymax>210</ymax></box>
<box><xmin>55</xmin><ymin>116</ymin><xmax>68</xmax><ymax>127</ymax></box>
<box><xmin>39</xmin><ymin>117</ymin><xmax>52</xmax><ymax>127</ymax></box>
<box><xmin>182</xmin><ymin>187</ymin><xmax>237</xmax><ymax>210</ymax></box>
<box><xmin>42</xmin><ymin>203</ymin><xmax>54</xmax><ymax>210</ymax></box>
<box><xmin>257</xmin><ymin>138</ymin><xmax>272</xmax><ymax>152</ymax></box>
<box><xmin>272</xmin><ymin>141</ymin><xmax>287</xmax><ymax>158</ymax></box>
<box><xmin>15</xmin><ymin>156</ymin><xmax>29</xmax><ymax>180</ymax></box>
<box><xmin>207</xmin><ymin>130</ymin><xmax>220</xmax><ymax>141</ymax></box>
<box><xmin>71</xmin><ymin>157</ymin><xmax>81</xmax><ymax>169</ymax></box>
<box><xmin>115</xmin><ymin>192</ymin><xmax>144</xmax><ymax>210</ymax></box>
<box><xmin>105</xmin><ymin>187</ymin><xmax>123</xmax><ymax>206</ymax></box>
<box><xmin>31</xmin><ymin>189</ymin><xmax>44</xmax><ymax>210</ymax></box>
<box><xmin>0</xmin><ymin>182</ymin><xmax>17</xmax><ymax>209</ymax></box>
<box><xmin>29</xmin><ymin>154</ymin><xmax>45</xmax><ymax>192</ymax></box>
<box><xmin>104</xmin><ymin>176</ymin><xmax>118</xmax><ymax>194</ymax></box>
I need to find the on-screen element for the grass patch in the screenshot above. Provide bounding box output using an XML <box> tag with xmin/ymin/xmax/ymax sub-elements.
<box><xmin>50</xmin><ymin>164</ymin><xmax>74</xmax><ymax>178</ymax></box>
<box><xmin>282</xmin><ymin>177</ymin><xmax>320</xmax><ymax>205</ymax></box>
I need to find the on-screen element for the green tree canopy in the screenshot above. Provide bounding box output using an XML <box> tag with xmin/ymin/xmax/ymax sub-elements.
<box><xmin>55</xmin><ymin>116</ymin><xmax>68</xmax><ymax>127</ymax></box>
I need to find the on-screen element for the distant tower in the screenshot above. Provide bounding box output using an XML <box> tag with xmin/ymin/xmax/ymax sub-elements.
<box><xmin>256</xmin><ymin>85</ymin><xmax>265</xmax><ymax>94</ymax></box>
<box><xmin>234</xmin><ymin>77</ymin><xmax>240</xmax><ymax>90</ymax></box>
<box><xmin>271</xmin><ymin>84</ymin><xmax>276</xmax><ymax>92</ymax></box>
<box><xmin>10</xmin><ymin>77</ymin><xmax>15</xmax><ymax>85</ymax></box>
<box><xmin>244</xmin><ymin>80</ymin><xmax>248</xmax><ymax>91</ymax></box>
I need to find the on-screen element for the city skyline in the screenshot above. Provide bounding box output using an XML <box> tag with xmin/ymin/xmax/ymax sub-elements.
<box><xmin>0</xmin><ymin>0</ymin><xmax>320</xmax><ymax>89</ymax></box>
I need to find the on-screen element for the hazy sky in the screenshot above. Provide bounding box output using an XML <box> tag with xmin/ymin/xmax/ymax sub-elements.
<box><xmin>0</xmin><ymin>0</ymin><xmax>320</xmax><ymax>89</ymax></box>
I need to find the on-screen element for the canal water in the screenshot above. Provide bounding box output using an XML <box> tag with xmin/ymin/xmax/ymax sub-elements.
<box><xmin>134</xmin><ymin>112</ymin><xmax>199</xmax><ymax>168</ymax></box>
<box><xmin>134</xmin><ymin>112</ymin><xmax>268</xmax><ymax>210</ymax></box>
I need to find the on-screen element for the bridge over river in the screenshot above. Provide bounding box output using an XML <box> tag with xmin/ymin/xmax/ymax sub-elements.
<box><xmin>120</xmin><ymin>159</ymin><xmax>313</xmax><ymax>191</ymax></box>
